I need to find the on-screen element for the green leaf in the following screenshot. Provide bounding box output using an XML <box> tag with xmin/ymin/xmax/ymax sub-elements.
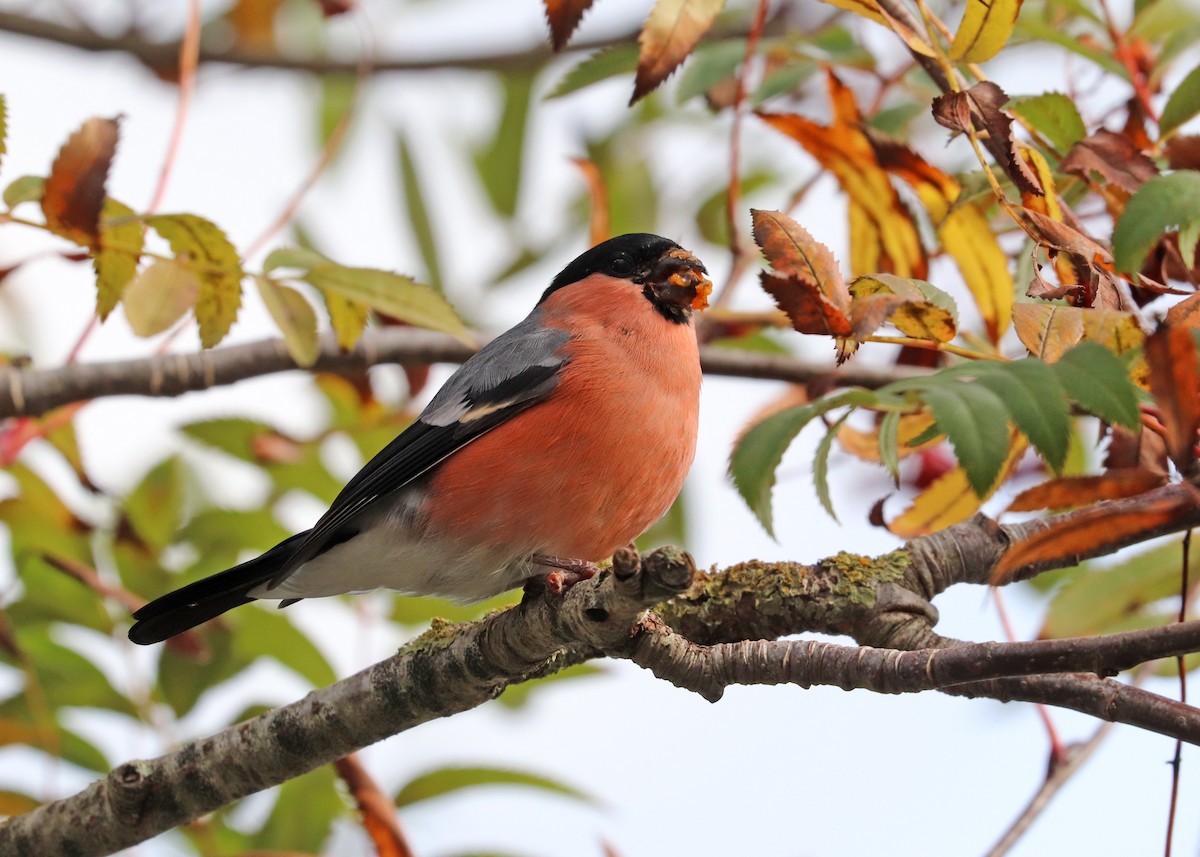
<box><xmin>813</xmin><ymin>412</ymin><xmax>850</xmax><ymax>521</ymax></box>
<box><xmin>6</xmin><ymin>554</ymin><xmax>112</xmax><ymax>633</ymax></box>
<box><xmin>878</xmin><ymin>409</ymin><xmax>901</xmax><ymax>483</ymax></box>
<box><xmin>972</xmin><ymin>359</ymin><xmax>1071</xmax><ymax>471</ymax></box>
<box><xmin>729</xmin><ymin>390</ymin><xmax>876</xmax><ymax>536</ymax></box>
<box><xmin>251</xmin><ymin>765</ymin><xmax>342</xmax><ymax>852</ymax></box>
<box><xmin>183</xmin><ymin>416</ymin><xmax>275</xmax><ymax>461</ymax></box>
<box><xmin>922</xmin><ymin>383</ymin><xmax>1011</xmax><ymax>496</ymax></box>
<box><xmin>122</xmin><ymin>259</ymin><xmax>198</xmax><ymax>337</ymax></box>
<box><xmin>1052</xmin><ymin>341</ymin><xmax>1142</xmax><ymax>428</ymax></box>
<box><xmin>178</xmin><ymin>507</ymin><xmax>290</xmax><ymax>578</ymax></box>
<box><xmin>395</xmin><ymin>766</ymin><xmax>594</xmax><ymax>808</ymax></box>
<box><xmin>302</xmin><ymin>265</ymin><xmax>467</xmax><ymax>340</ymax></box>
<box><xmin>0</xmin><ymin>94</ymin><xmax>7</xmax><ymax>170</ymax></box>
<box><xmin>1112</xmin><ymin>171</ymin><xmax>1200</xmax><ymax>273</ymax></box>
<box><xmin>495</xmin><ymin>662</ymin><xmax>603</xmax><ymax>709</ymax></box>
<box><xmin>158</xmin><ymin>625</ymin><xmax>250</xmax><ymax>717</ymax></box>
<box><xmin>255</xmin><ymin>276</ymin><xmax>319</xmax><ymax>367</ymax></box>
<box><xmin>18</xmin><ymin>628</ymin><xmax>137</xmax><ymax>716</ymax></box>
<box><xmin>94</xmin><ymin>198</ymin><xmax>143</xmax><ymax>320</ymax></box>
<box><xmin>472</xmin><ymin>72</ymin><xmax>532</xmax><ymax>216</ymax></box>
<box><xmin>546</xmin><ymin>44</ymin><xmax>640</xmax><ymax>99</ymax></box>
<box><xmin>1160</xmin><ymin>63</ymin><xmax>1200</xmax><ymax>138</ymax></box>
<box><xmin>0</xmin><ymin>711</ymin><xmax>109</xmax><ymax>773</ymax></box>
<box><xmin>124</xmin><ymin>457</ymin><xmax>186</xmax><ymax>550</ymax></box>
<box><xmin>3</xmin><ymin>175</ymin><xmax>44</xmax><ymax>208</ymax></box>
<box><xmin>146</xmin><ymin>214</ymin><xmax>244</xmax><ymax>347</ymax></box>
<box><xmin>318</xmin><ymin>73</ymin><xmax>356</xmax><ymax>151</ymax></box>
<box><xmin>675</xmin><ymin>39</ymin><xmax>746</xmax><ymax>103</ymax></box>
<box><xmin>1007</xmin><ymin>92</ymin><xmax>1087</xmax><ymax>153</ymax></box>
<box><xmin>263</xmin><ymin>245</ymin><xmax>330</xmax><ymax>272</ymax></box>
<box><xmin>636</xmin><ymin>490</ymin><xmax>688</xmax><ymax>552</ymax></box>
<box><xmin>234</xmin><ymin>607</ymin><xmax>337</xmax><ymax>688</ymax></box>
<box><xmin>396</xmin><ymin>134</ymin><xmax>443</xmax><ymax>293</ymax></box>
<box><xmin>1013</xmin><ymin>18</ymin><xmax>1126</xmax><ymax>77</ymax></box>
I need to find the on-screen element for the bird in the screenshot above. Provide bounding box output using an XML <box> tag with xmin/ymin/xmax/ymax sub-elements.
<box><xmin>128</xmin><ymin>233</ymin><xmax>712</xmax><ymax>645</ymax></box>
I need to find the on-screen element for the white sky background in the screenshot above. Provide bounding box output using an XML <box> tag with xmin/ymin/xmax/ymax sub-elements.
<box><xmin>0</xmin><ymin>0</ymin><xmax>1197</xmax><ymax>855</ymax></box>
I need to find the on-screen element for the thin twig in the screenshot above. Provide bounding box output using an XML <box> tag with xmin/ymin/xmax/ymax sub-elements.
<box><xmin>1165</xmin><ymin>529</ymin><xmax>1191</xmax><ymax>857</ymax></box>
<box><xmin>145</xmin><ymin>0</ymin><xmax>200</xmax><ymax>215</ymax></box>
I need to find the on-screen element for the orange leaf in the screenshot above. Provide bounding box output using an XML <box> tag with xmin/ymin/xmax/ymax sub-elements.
<box><xmin>544</xmin><ymin>0</ymin><xmax>597</xmax><ymax>50</ymax></box>
<box><xmin>1013</xmin><ymin>303</ymin><xmax>1144</xmax><ymax>362</ymax></box>
<box><xmin>1144</xmin><ymin>324</ymin><xmax>1200</xmax><ymax>472</ymax></box>
<box><xmin>888</xmin><ymin>432</ymin><xmax>1026</xmax><ymax>538</ymax></box>
<box><xmin>752</xmin><ymin>209</ymin><xmax>852</xmax><ymax>339</ymax></box>
<box><xmin>334</xmin><ymin>756</ymin><xmax>414</xmax><ymax>857</ymax></box>
<box><xmin>993</xmin><ymin>488</ymin><xmax>1197</xmax><ymax>582</ymax></box>
<box><xmin>42</xmin><ymin>117</ymin><xmax>120</xmax><ymax>247</ymax></box>
<box><xmin>226</xmin><ymin>0</ymin><xmax>284</xmax><ymax>50</ymax></box>
<box><xmin>571</xmin><ymin>157</ymin><xmax>610</xmax><ymax>246</ymax></box>
<box><xmin>1165</xmin><ymin>292</ymin><xmax>1200</xmax><ymax>329</ymax></box>
<box><xmin>1006</xmin><ymin>469</ymin><xmax>1167</xmax><ymax>512</ymax></box>
<box><xmin>632</xmin><ymin>0</ymin><xmax>725</xmax><ymax>104</ymax></box>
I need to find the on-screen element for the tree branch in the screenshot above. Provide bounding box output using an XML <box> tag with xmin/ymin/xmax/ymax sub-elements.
<box><xmin>0</xmin><ymin>328</ymin><xmax>922</xmax><ymax>419</ymax></box>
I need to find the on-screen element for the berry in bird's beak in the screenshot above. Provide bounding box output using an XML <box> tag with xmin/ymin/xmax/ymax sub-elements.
<box><xmin>648</xmin><ymin>248</ymin><xmax>712</xmax><ymax>312</ymax></box>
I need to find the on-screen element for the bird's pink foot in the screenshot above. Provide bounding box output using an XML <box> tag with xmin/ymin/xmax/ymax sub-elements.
<box><xmin>532</xmin><ymin>554</ymin><xmax>599</xmax><ymax>595</ymax></box>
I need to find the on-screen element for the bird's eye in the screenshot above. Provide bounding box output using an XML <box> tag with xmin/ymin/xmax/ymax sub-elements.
<box><xmin>608</xmin><ymin>255</ymin><xmax>634</xmax><ymax>276</ymax></box>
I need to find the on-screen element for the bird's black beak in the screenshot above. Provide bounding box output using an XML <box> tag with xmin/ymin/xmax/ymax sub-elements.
<box><xmin>645</xmin><ymin>248</ymin><xmax>712</xmax><ymax>313</ymax></box>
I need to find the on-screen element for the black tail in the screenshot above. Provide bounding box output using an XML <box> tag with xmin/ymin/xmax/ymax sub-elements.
<box><xmin>128</xmin><ymin>531</ymin><xmax>309</xmax><ymax>645</ymax></box>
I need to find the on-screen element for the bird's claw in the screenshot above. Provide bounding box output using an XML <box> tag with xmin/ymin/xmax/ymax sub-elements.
<box><xmin>530</xmin><ymin>555</ymin><xmax>600</xmax><ymax>596</ymax></box>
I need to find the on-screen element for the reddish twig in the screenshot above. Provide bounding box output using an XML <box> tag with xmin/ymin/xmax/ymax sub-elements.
<box><xmin>1165</xmin><ymin>529</ymin><xmax>1191</xmax><ymax>856</ymax></box>
<box><xmin>145</xmin><ymin>0</ymin><xmax>201</xmax><ymax>214</ymax></box>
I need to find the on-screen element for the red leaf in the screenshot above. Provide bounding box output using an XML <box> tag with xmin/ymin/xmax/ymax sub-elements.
<box><xmin>544</xmin><ymin>0</ymin><xmax>597</xmax><ymax>50</ymax></box>
<box><xmin>1006</xmin><ymin>469</ymin><xmax>1166</xmax><ymax>512</ymax></box>
<box><xmin>1144</xmin><ymin>324</ymin><xmax>1200</xmax><ymax>472</ymax></box>
<box><xmin>42</xmin><ymin>117</ymin><xmax>120</xmax><ymax>247</ymax></box>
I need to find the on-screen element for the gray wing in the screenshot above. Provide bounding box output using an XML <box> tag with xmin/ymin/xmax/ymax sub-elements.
<box><xmin>269</xmin><ymin>312</ymin><xmax>571</xmax><ymax>584</ymax></box>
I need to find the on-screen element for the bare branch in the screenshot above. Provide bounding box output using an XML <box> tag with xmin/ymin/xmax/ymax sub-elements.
<box><xmin>0</xmin><ymin>328</ymin><xmax>923</xmax><ymax>419</ymax></box>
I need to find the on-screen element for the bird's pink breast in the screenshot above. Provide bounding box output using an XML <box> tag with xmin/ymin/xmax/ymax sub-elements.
<box><xmin>422</xmin><ymin>276</ymin><xmax>702</xmax><ymax>563</ymax></box>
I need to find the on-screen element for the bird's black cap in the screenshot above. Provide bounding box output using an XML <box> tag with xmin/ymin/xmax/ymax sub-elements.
<box><xmin>539</xmin><ymin>233</ymin><xmax>682</xmax><ymax>305</ymax></box>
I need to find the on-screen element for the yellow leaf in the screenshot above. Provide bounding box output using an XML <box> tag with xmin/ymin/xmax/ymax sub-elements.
<box><xmin>323</xmin><ymin>290</ymin><xmax>369</xmax><ymax>350</ymax></box>
<box><xmin>256</xmin><ymin>276</ymin><xmax>319</xmax><ymax>367</ymax></box>
<box><xmin>839</xmin><ymin>413</ymin><xmax>939</xmax><ymax>462</ymax></box>
<box><xmin>147</xmin><ymin>214</ymin><xmax>244</xmax><ymax>348</ymax></box>
<box><xmin>950</xmin><ymin>0</ymin><xmax>1023</xmax><ymax>63</ymax></box>
<box><xmin>889</xmin><ymin>432</ymin><xmax>1026</xmax><ymax>538</ymax></box>
<box><xmin>939</xmin><ymin>204</ymin><xmax>1013</xmax><ymax>340</ymax></box>
<box><xmin>1013</xmin><ymin>303</ymin><xmax>1145</xmax><ymax>362</ymax></box>
<box><xmin>633</xmin><ymin>0</ymin><xmax>726</xmax><ymax>103</ymax></box>
<box><xmin>122</xmin><ymin>259</ymin><xmax>199</xmax><ymax>337</ymax></box>
<box><xmin>94</xmin><ymin>198</ymin><xmax>142</xmax><ymax>320</ymax></box>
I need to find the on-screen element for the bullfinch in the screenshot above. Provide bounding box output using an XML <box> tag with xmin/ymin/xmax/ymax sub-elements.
<box><xmin>128</xmin><ymin>233</ymin><xmax>711</xmax><ymax>645</ymax></box>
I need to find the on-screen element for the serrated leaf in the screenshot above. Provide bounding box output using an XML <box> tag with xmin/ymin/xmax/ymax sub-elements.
<box><xmin>255</xmin><ymin>276</ymin><xmax>319</xmax><ymax>367</ymax></box>
<box><xmin>1144</xmin><ymin>323</ymin><xmax>1200</xmax><ymax>470</ymax></box>
<box><xmin>973</xmin><ymin>359</ymin><xmax>1071</xmax><ymax>471</ymax></box>
<box><xmin>814</xmin><ymin>412</ymin><xmax>850</xmax><ymax>521</ymax></box>
<box><xmin>303</xmin><ymin>265</ymin><xmax>468</xmax><ymax>341</ymax></box>
<box><xmin>3</xmin><ymin>175</ymin><xmax>44</xmax><ymax>208</ymax></box>
<box><xmin>950</xmin><ymin>0</ymin><xmax>1023</xmax><ymax>61</ymax></box>
<box><xmin>1052</xmin><ymin>341</ymin><xmax>1142</xmax><ymax>429</ymax></box>
<box><xmin>1160</xmin><ymin>63</ymin><xmax>1200</xmax><ymax>139</ymax></box>
<box><xmin>849</xmin><ymin>274</ymin><xmax>957</xmax><ymax>342</ymax></box>
<box><xmin>1013</xmin><ymin>303</ymin><xmax>1145</xmax><ymax>362</ymax></box>
<box><xmin>730</xmin><ymin>390</ymin><xmax>876</xmax><ymax>535</ymax></box>
<box><xmin>395</xmin><ymin>766</ymin><xmax>594</xmax><ymax>808</ymax></box>
<box><xmin>675</xmin><ymin>39</ymin><xmax>746</xmax><ymax>103</ymax></box>
<box><xmin>147</xmin><ymin>214</ymin><xmax>244</xmax><ymax>348</ymax></box>
<box><xmin>124</xmin><ymin>457</ymin><xmax>185</xmax><ymax>550</ymax></box>
<box><xmin>324</xmin><ymin>289</ymin><xmax>370</xmax><ymax>350</ymax></box>
<box><xmin>633</xmin><ymin>0</ymin><xmax>727</xmax><ymax>104</ymax></box>
<box><xmin>42</xmin><ymin>116</ymin><xmax>119</xmax><ymax>247</ymax></box>
<box><xmin>496</xmin><ymin>662</ymin><xmax>602</xmax><ymax>708</ymax></box>
<box><xmin>922</xmin><ymin>383</ymin><xmax>1011</xmax><ymax>496</ymax></box>
<box><xmin>263</xmin><ymin>245</ymin><xmax>331</xmax><ymax>272</ymax></box>
<box><xmin>547</xmin><ymin>44</ymin><xmax>640</xmax><ymax>99</ymax></box>
<box><xmin>472</xmin><ymin>73</ymin><xmax>532</xmax><ymax>217</ymax></box>
<box><xmin>122</xmin><ymin>259</ymin><xmax>199</xmax><ymax>337</ymax></box>
<box><xmin>1112</xmin><ymin>171</ymin><xmax>1200</xmax><ymax>274</ymax></box>
<box><xmin>544</xmin><ymin>0</ymin><xmax>598</xmax><ymax>49</ymax></box>
<box><xmin>396</xmin><ymin>134</ymin><xmax>442</xmax><ymax>293</ymax></box>
<box><xmin>94</xmin><ymin>198</ymin><xmax>143</xmax><ymax>320</ymax></box>
<box><xmin>1007</xmin><ymin>469</ymin><xmax>1166</xmax><ymax>512</ymax></box>
<box><xmin>233</xmin><ymin>607</ymin><xmax>337</xmax><ymax>688</ymax></box>
<box><xmin>1007</xmin><ymin>92</ymin><xmax>1087</xmax><ymax>153</ymax></box>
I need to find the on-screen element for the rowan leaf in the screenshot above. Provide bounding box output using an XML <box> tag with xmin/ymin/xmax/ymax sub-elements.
<box><xmin>676</xmin><ymin>39</ymin><xmax>746</xmax><ymax>103</ymax></box>
<box><xmin>921</xmin><ymin>382</ymin><xmax>1011</xmax><ymax>496</ymax></box>
<box><xmin>0</xmin><ymin>94</ymin><xmax>6</xmax><ymax>170</ymax></box>
<box><xmin>396</xmin><ymin>134</ymin><xmax>442</xmax><ymax>293</ymax></box>
<box><xmin>544</xmin><ymin>0</ymin><xmax>598</xmax><ymax>50</ymax></box>
<box><xmin>950</xmin><ymin>0</ymin><xmax>1023</xmax><ymax>61</ymax></box>
<box><xmin>302</xmin><ymin>265</ymin><xmax>467</xmax><ymax>342</ymax></box>
<box><xmin>971</xmin><ymin>359</ymin><xmax>1071</xmax><ymax>471</ymax></box>
<box><xmin>546</xmin><ymin>44</ymin><xmax>640</xmax><ymax>99</ymax></box>
<box><xmin>122</xmin><ymin>259</ymin><xmax>200</xmax><ymax>337</ymax></box>
<box><xmin>933</xmin><ymin>82</ymin><xmax>1042</xmax><ymax>197</ymax></box>
<box><xmin>1052</xmin><ymin>341</ymin><xmax>1142</xmax><ymax>429</ymax></box>
<box><xmin>472</xmin><ymin>72</ymin><xmax>532</xmax><ymax>217</ymax></box>
<box><xmin>147</xmin><ymin>214</ymin><xmax>243</xmax><ymax>348</ymax></box>
<box><xmin>1113</xmin><ymin>171</ymin><xmax>1200</xmax><ymax>274</ymax></box>
<box><xmin>1061</xmin><ymin>130</ymin><xmax>1158</xmax><ymax>194</ymax></box>
<box><xmin>93</xmin><ymin>198</ymin><xmax>143</xmax><ymax>320</ymax></box>
<box><xmin>814</xmin><ymin>412</ymin><xmax>851</xmax><ymax>521</ymax></box>
<box><xmin>255</xmin><ymin>276</ymin><xmax>319</xmax><ymax>367</ymax></box>
<box><xmin>124</xmin><ymin>457</ymin><xmax>186</xmax><ymax>550</ymax></box>
<box><xmin>42</xmin><ymin>116</ymin><xmax>119</xmax><ymax>247</ymax></box>
<box><xmin>1013</xmin><ymin>304</ymin><xmax>1145</xmax><ymax>362</ymax></box>
<box><xmin>1007</xmin><ymin>469</ymin><xmax>1167</xmax><ymax>512</ymax></box>
<box><xmin>3</xmin><ymin>175</ymin><xmax>44</xmax><ymax>208</ymax></box>
<box><xmin>993</xmin><ymin>488</ymin><xmax>1194</xmax><ymax>582</ymax></box>
<box><xmin>632</xmin><ymin>0</ymin><xmax>727</xmax><ymax>104</ymax></box>
<box><xmin>324</xmin><ymin>290</ymin><xmax>370</xmax><ymax>350</ymax></box>
<box><xmin>1160</xmin><ymin>62</ymin><xmax>1200</xmax><ymax>139</ymax></box>
<box><xmin>1007</xmin><ymin>92</ymin><xmax>1087</xmax><ymax>153</ymax></box>
<box><xmin>888</xmin><ymin>432</ymin><xmax>1026</xmax><ymax>537</ymax></box>
<box><xmin>1144</xmin><ymin>324</ymin><xmax>1200</xmax><ymax>471</ymax></box>
<box><xmin>396</xmin><ymin>766</ymin><xmax>594</xmax><ymax>808</ymax></box>
<box><xmin>849</xmin><ymin>274</ymin><xmax>957</xmax><ymax>342</ymax></box>
<box><xmin>753</xmin><ymin>209</ymin><xmax>853</xmax><ymax>341</ymax></box>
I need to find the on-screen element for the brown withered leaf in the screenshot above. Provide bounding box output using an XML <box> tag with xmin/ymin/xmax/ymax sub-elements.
<box><xmin>1060</xmin><ymin>130</ymin><xmax>1157</xmax><ymax>194</ymax></box>
<box><xmin>1166</xmin><ymin>135</ymin><xmax>1200</xmax><ymax>171</ymax></box>
<box><xmin>544</xmin><ymin>0</ymin><xmax>597</xmax><ymax>50</ymax></box>
<box><xmin>1006</xmin><ymin>469</ymin><xmax>1166</xmax><ymax>512</ymax></box>
<box><xmin>1166</xmin><ymin>292</ymin><xmax>1200</xmax><ymax>329</ymax></box>
<box><xmin>1022</xmin><ymin>208</ymin><xmax>1112</xmax><ymax>264</ymax></box>
<box><xmin>992</xmin><ymin>487</ymin><xmax>1196</xmax><ymax>583</ymax></box>
<box><xmin>1013</xmin><ymin>302</ymin><xmax>1144</xmax><ymax>362</ymax></box>
<box><xmin>1144</xmin><ymin>324</ymin><xmax>1200</xmax><ymax>472</ymax></box>
<box><xmin>753</xmin><ymin>209</ymin><xmax>853</xmax><ymax>340</ymax></box>
<box><xmin>932</xmin><ymin>82</ymin><xmax>1042</xmax><ymax>197</ymax></box>
<box><xmin>632</xmin><ymin>0</ymin><xmax>726</xmax><ymax>104</ymax></box>
<box><xmin>42</xmin><ymin>116</ymin><xmax>120</xmax><ymax>247</ymax></box>
<box><xmin>226</xmin><ymin>0</ymin><xmax>284</xmax><ymax>49</ymax></box>
<box><xmin>1106</xmin><ymin>423</ymin><xmax>1169</xmax><ymax>475</ymax></box>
